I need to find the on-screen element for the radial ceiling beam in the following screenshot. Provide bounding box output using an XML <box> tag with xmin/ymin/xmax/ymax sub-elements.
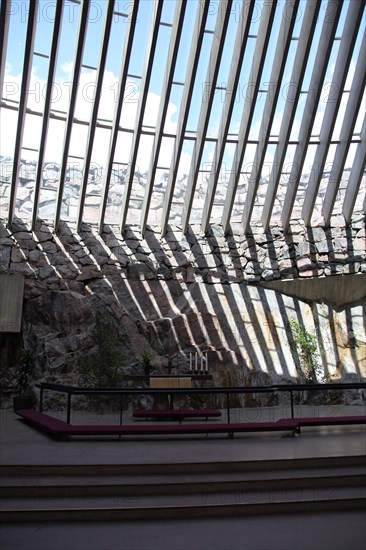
<box><xmin>54</xmin><ymin>0</ymin><xmax>91</xmax><ymax>232</ymax></box>
<box><xmin>76</xmin><ymin>0</ymin><xmax>116</xmax><ymax>232</ymax></box>
<box><xmin>322</xmin><ymin>31</ymin><xmax>366</xmax><ymax>227</ymax></box>
<box><xmin>140</xmin><ymin>0</ymin><xmax>187</xmax><ymax>235</ymax></box>
<box><xmin>281</xmin><ymin>0</ymin><xmax>343</xmax><ymax>233</ymax></box>
<box><xmin>0</xmin><ymin>0</ymin><xmax>11</xmax><ymax>97</ymax></box>
<box><xmin>221</xmin><ymin>0</ymin><xmax>277</xmax><ymax>235</ymax></box>
<box><xmin>201</xmin><ymin>0</ymin><xmax>254</xmax><ymax>235</ymax></box>
<box><xmin>342</xmin><ymin>115</ymin><xmax>366</xmax><ymax>224</ymax></box>
<box><xmin>180</xmin><ymin>0</ymin><xmax>232</xmax><ymax>234</ymax></box>
<box><xmin>261</xmin><ymin>0</ymin><xmax>322</xmax><ymax>232</ymax></box>
<box><xmin>241</xmin><ymin>0</ymin><xmax>300</xmax><ymax>234</ymax></box>
<box><xmin>119</xmin><ymin>0</ymin><xmax>163</xmax><ymax>232</ymax></box>
<box><xmin>160</xmin><ymin>1</ymin><xmax>210</xmax><ymax>236</ymax></box>
<box><xmin>7</xmin><ymin>0</ymin><xmax>38</xmax><ymax>227</ymax></box>
<box><xmin>98</xmin><ymin>1</ymin><xmax>139</xmax><ymax>233</ymax></box>
<box><xmin>31</xmin><ymin>1</ymin><xmax>64</xmax><ymax>230</ymax></box>
<box><xmin>302</xmin><ymin>0</ymin><xmax>364</xmax><ymax>227</ymax></box>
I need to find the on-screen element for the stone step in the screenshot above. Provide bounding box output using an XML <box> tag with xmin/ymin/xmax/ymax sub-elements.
<box><xmin>1</xmin><ymin>489</ymin><xmax>365</xmax><ymax>522</ymax></box>
<box><xmin>1</xmin><ymin>467</ymin><xmax>365</xmax><ymax>498</ymax></box>
<box><xmin>1</xmin><ymin>453</ymin><xmax>364</xmax><ymax>477</ymax></box>
<box><xmin>1</xmin><ymin>454</ymin><xmax>365</xmax><ymax>522</ymax></box>
<box><xmin>2</xmin><ymin>482</ymin><xmax>365</xmax><ymax>508</ymax></box>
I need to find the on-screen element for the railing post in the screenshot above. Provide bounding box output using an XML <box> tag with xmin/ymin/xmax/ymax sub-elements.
<box><xmin>67</xmin><ymin>393</ymin><xmax>71</xmax><ymax>424</ymax></box>
<box><xmin>290</xmin><ymin>390</ymin><xmax>294</xmax><ymax>419</ymax></box>
<box><xmin>120</xmin><ymin>394</ymin><xmax>123</xmax><ymax>426</ymax></box>
<box><xmin>226</xmin><ymin>393</ymin><xmax>231</xmax><ymax>424</ymax></box>
<box><xmin>39</xmin><ymin>386</ymin><xmax>43</xmax><ymax>412</ymax></box>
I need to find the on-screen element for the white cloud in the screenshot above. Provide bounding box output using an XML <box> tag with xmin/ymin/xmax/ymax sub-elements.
<box><xmin>0</xmin><ymin>67</ymin><xmax>182</xmax><ymax>172</ymax></box>
<box><xmin>60</xmin><ymin>61</ymin><xmax>73</xmax><ymax>75</ymax></box>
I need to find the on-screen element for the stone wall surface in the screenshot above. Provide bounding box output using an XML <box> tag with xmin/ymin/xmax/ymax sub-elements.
<box><xmin>1</xmin><ymin>158</ymin><xmax>365</xmax><ymax>229</ymax></box>
<box><xmin>0</xmin><ymin>216</ymin><xmax>365</xmax><ymax>409</ymax></box>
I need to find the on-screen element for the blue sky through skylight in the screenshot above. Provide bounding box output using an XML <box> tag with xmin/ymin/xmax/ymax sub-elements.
<box><xmin>1</xmin><ymin>0</ymin><xmax>364</xmax><ymax>228</ymax></box>
<box><xmin>3</xmin><ymin>0</ymin><xmax>361</xmax><ymax>162</ymax></box>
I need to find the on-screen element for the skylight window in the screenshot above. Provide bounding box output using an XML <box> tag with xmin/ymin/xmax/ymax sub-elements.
<box><xmin>0</xmin><ymin>0</ymin><xmax>364</xmax><ymax>235</ymax></box>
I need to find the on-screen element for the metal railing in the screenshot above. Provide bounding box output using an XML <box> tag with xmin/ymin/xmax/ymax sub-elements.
<box><xmin>36</xmin><ymin>382</ymin><xmax>366</xmax><ymax>425</ymax></box>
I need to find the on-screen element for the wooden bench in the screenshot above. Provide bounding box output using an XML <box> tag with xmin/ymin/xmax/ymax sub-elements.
<box><xmin>15</xmin><ymin>409</ymin><xmax>366</xmax><ymax>439</ymax></box>
<box><xmin>132</xmin><ymin>409</ymin><xmax>222</xmax><ymax>422</ymax></box>
<box><xmin>14</xmin><ymin>409</ymin><xmax>74</xmax><ymax>436</ymax></box>
<box><xmin>295</xmin><ymin>415</ymin><xmax>366</xmax><ymax>434</ymax></box>
<box><xmin>16</xmin><ymin>409</ymin><xmax>297</xmax><ymax>437</ymax></box>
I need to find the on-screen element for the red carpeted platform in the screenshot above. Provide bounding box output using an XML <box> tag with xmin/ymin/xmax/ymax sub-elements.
<box><xmin>132</xmin><ymin>409</ymin><xmax>222</xmax><ymax>421</ymax></box>
<box><xmin>15</xmin><ymin>409</ymin><xmax>366</xmax><ymax>439</ymax></box>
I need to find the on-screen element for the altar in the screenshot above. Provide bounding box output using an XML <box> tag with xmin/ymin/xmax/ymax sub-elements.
<box><xmin>149</xmin><ymin>376</ymin><xmax>192</xmax><ymax>389</ymax></box>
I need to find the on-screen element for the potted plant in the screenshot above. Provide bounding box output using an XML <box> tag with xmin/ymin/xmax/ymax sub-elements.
<box><xmin>141</xmin><ymin>350</ymin><xmax>152</xmax><ymax>377</ymax></box>
<box><xmin>13</xmin><ymin>350</ymin><xmax>34</xmax><ymax>411</ymax></box>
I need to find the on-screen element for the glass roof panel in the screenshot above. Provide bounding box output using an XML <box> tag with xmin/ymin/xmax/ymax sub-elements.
<box><xmin>127</xmin><ymin>1</ymin><xmax>154</xmax><ymax>76</ymax></box>
<box><xmin>216</xmin><ymin>8</ymin><xmax>241</xmax><ymax>85</ymax></box>
<box><xmin>43</xmin><ymin>118</ymin><xmax>65</xmax><ymax>165</ymax></box>
<box><xmin>0</xmin><ymin>104</ymin><xmax>17</xmax><ymax>158</ymax></box>
<box><xmin>292</xmin><ymin>0</ymin><xmax>308</xmax><ymax>37</ymax></box>
<box><xmin>143</xmin><ymin>23</ymin><xmax>171</xmax><ymax>126</ymax></box>
<box><xmin>1</xmin><ymin>0</ymin><xmax>364</xmax><ymax>233</ymax></box>
<box><xmin>248</xmin><ymin>1</ymin><xmax>263</xmax><ymax>35</ymax></box>
<box><xmin>354</xmin><ymin>93</ymin><xmax>366</xmax><ymax>136</ymax></box>
<box><xmin>206</xmin><ymin>0</ymin><xmax>220</xmax><ymax>32</ymax></box>
<box><xmin>300</xmin><ymin>1</ymin><xmax>329</xmax><ymax>93</ymax></box>
<box><xmin>172</xmin><ymin>1</ymin><xmax>198</xmax><ymax>83</ymax></box>
<box><xmin>83</xmin><ymin>128</ymin><xmax>110</xmax><ymax>224</ymax></box>
<box><xmin>33</xmin><ymin>2</ymin><xmax>55</xmax><ymax>61</ymax></box>
<box><xmin>227</xmin><ymin>36</ymin><xmax>256</xmax><ymax>136</ymax></box>
<box><xmin>146</xmin><ymin>167</ymin><xmax>167</xmax><ymax>226</ymax></box>
<box><xmin>22</xmin><ymin>111</ymin><xmax>42</xmax><ymax>151</ymax></box>
<box><xmin>209</xmin><ymin>150</ymin><xmax>228</xmax><ymax>224</ymax></box>
<box><xmin>164</xmin><ymin>82</ymin><xmax>182</xmax><ymax>134</ymax></box>
<box><xmin>29</xmin><ymin>54</ymin><xmax>48</xmax><ymax>113</ymax></box>
<box><xmin>38</xmin><ymin>161</ymin><xmax>59</xmax><ymax>221</ymax></box>
<box><xmin>82</xmin><ymin>1</ymin><xmax>107</xmax><ymax>68</ymax></box>
<box><xmin>331</xmin><ymin>92</ymin><xmax>350</xmax><ymax>142</ymax></box>
<box><xmin>125</xmin><ymin>133</ymin><xmax>154</xmax><ymax>225</ymax></box>
<box><xmin>259</xmin><ymin>2</ymin><xmax>283</xmax><ymax>86</ymax></box>
<box><xmin>3</xmin><ymin>0</ymin><xmax>29</xmax><ymax>78</ymax></box>
<box><xmin>104</xmin><ymin>10</ymin><xmax>128</xmax><ymax>75</ymax></box>
<box><xmin>270</xmin><ymin>143</ymin><xmax>298</xmax><ymax>224</ymax></box>
<box><xmin>119</xmin><ymin>77</ymin><xmax>140</xmax><ymax>130</ymax></box>
<box><xmin>161</xmin><ymin>0</ymin><xmax>176</xmax><ymax>24</ymax></box>
<box><xmin>114</xmin><ymin>130</ymin><xmax>133</xmax><ymax>165</ymax></box>
<box><xmin>104</xmin><ymin>158</ymin><xmax>128</xmax><ymax>225</ymax></box>
<box><xmin>293</xmin><ymin>143</ymin><xmax>317</xmax><ymax>218</ymax></box>
<box><xmin>186</xmin><ymin>31</ymin><xmax>213</xmax><ymax>134</ymax></box>
<box><xmin>270</xmin><ymin>38</ymin><xmax>299</xmax><ymax>138</ymax></box>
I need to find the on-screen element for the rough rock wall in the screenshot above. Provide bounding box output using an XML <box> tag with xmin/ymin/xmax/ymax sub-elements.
<box><xmin>0</xmin><ymin>216</ymin><xmax>365</xmax><ymax>408</ymax></box>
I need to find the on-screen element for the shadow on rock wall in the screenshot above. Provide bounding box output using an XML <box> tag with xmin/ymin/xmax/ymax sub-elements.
<box><xmin>0</xmin><ymin>218</ymin><xmax>365</xmax><ymax>409</ymax></box>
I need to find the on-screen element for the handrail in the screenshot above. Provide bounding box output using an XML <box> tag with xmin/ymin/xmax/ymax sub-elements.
<box><xmin>37</xmin><ymin>381</ymin><xmax>366</xmax><ymax>394</ymax></box>
<box><xmin>36</xmin><ymin>382</ymin><xmax>366</xmax><ymax>424</ymax></box>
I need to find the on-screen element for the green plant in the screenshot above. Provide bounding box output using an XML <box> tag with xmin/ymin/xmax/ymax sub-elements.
<box><xmin>16</xmin><ymin>350</ymin><xmax>33</xmax><ymax>396</ymax></box>
<box><xmin>78</xmin><ymin>316</ymin><xmax>126</xmax><ymax>387</ymax></box>
<box><xmin>141</xmin><ymin>349</ymin><xmax>152</xmax><ymax>375</ymax></box>
<box><xmin>289</xmin><ymin>319</ymin><xmax>328</xmax><ymax>384</ymax></box>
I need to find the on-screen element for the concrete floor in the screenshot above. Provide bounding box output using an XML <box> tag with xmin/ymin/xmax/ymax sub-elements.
<box><xmin>1</xmin><ymin>405</ymin><xmax>366</xmax><ymax>466</ymax></box>
<box><xmin>1</xmin><ymin>406</ymin><xmax>365</xmax><ymax>550</ymax></box>
<box><xmin>1</xmin><ymin>511</ymin><xmax>365</xmax><ymax>550</ymax></box>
